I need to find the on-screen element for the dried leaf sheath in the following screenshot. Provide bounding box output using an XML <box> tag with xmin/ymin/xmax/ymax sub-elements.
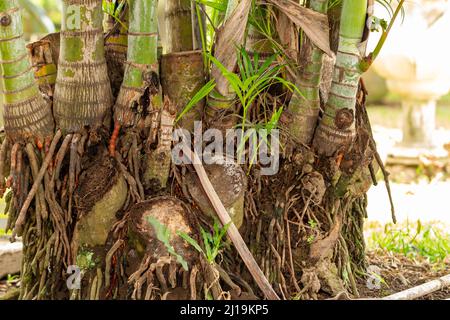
<box><xmin>206</xmin><ymin>0</ymin><xmax>252</xmax><ymax>125</ymax></box>
<box><xmin>0</xmin><ymin>0</ymin><xmax>54</xmax><ymax>142</ymax></box>
<box><xmin>53</xmin><ymin>0</ymin><xmax>112</xmax><ymax>133</ymax></box>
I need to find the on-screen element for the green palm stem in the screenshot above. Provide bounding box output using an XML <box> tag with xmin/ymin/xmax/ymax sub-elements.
<box><xmin>164</xmin><ymin>0</ymin><xmax>194</xmax><ymax>53</ymax></box>
<box><xmin>53</xmin><ymin>0</ymin><xmax>112</xmax><ymax>133</ymax></box>
<box><xmin>145</xmin><ymin>0</ymin><xmax>205</xmax><ymax>189</ymax></box>
<box><xmin>105</xmin><ymin>5</ymin><xmax>129</xmax><ymax>96</ymax></box>
<box><xmin>107</xmin><ymin>0</ymin><xmax>165</xmax><ymax>189</ymax></box>
<box><xmin>206</xmin><ymin>0</ymin><xmax>251</xmax><ymax>129</ymax></box>
<box><xmin>0</xmin><ymin>1</ymin><xmax>56</xmax><ymax>300</ymax></box>
<box><xmin>162</xmin><ymin>0</ymin><xmax>205</xmax><ymax>132</ymax></box>
<box><xmin>0</xmin><ymin>0</ymin><xmax>54</xmax><ymax>143</ymax></box>
<box><xmin>313</xmin><ymin>0</ymin><xmax>367</xmax><ymax>156</ymax></box>
<box><xmin>114</xmin><ymin>0</ymin><xmax>159</xmax><ymax>129</ymax></box>
<box><xmin>286</xmin><ymin>0</ymin><xmax>328</xmax><ymax>146</ymax></box>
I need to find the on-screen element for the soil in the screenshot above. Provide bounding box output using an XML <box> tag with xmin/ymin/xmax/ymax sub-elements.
<box><xmin>356</xmin><ymin>251</ymin><xmax>450</xmax><ymax>300</ymax></box>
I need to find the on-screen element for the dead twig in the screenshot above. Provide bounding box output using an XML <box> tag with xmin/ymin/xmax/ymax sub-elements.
<box><xmin>184</xmin><ymin>146</ymin><xmax>280</xmax><ymax>300</ymax></box>
<box><xmin>381</xmin><ymin>274</ymin><xmax>450</xmax><ymax>300</ymax></box>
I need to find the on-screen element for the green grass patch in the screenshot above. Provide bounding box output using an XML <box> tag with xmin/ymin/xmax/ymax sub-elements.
<box><xmin>366</xmin><ymin>220</ymin><xmax>450</xmax><ymax>266</ymax></box>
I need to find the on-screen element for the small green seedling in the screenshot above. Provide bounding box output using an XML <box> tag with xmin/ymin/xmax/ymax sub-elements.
<box><xmin>147</xmin><ymin>216</ymin><xmax>189</xmax><ymax>271</ymax></box>
<box><xmin>178</xmin><ymin>220</ymin><xmax>230</xmax><ymax>265</ymax></box>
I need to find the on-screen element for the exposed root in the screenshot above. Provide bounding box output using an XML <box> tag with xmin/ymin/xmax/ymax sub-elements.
<box><xmin>109</xmin><ymin>123</ymin><xmax>121</xmax><ymax>157</ymax></box>
<box><xmin>14</xmin><ymin>130</ymin><xmax>62</xmax><ymax>236</ymax></box>
<box><xmin>0</xmin><ymin>138</ymin><xmax>10</xmax><ymax>196</ymax></box>
<box><xmin>105</xmin><ymin>239</ymin><xmax>125</xmax><ymax>289</ymax></box>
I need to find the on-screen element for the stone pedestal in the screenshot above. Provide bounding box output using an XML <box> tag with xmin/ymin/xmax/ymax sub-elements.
<box><xmin>371</xmin><ymin>0</ymin><xmax>450</xmax><ymax>162</ymax></box>
<box><xmin>401</xmin><ymin>99</ymin><xmax>436</xmax><ymax>148</ymax></box>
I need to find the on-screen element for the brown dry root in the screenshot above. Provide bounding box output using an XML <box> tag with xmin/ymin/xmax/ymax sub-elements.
<box><xmin>0</xmin><ymin>130</ymin><xmax>79</xmax><ymax>299</ymax></box>
<box><xmin>110</xmin><ymin>66</ymin><xmax>163</xmax><ymax>193</ymax></box>
<box><xmin>225</xmin><ymin>84</ymin><xmax>377</xmax><ymax>300</ymax></box>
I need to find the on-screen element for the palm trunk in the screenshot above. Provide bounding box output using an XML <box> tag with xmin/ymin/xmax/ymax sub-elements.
<box><xmin>160</xmin><ymin>0</ymin><xmax>205</xmax><ymax>133</ymax></box>
<box><xmin>54</xmin><ymin>0</ymin><xmax>112</xmax><ymax>133</ymax></box>
<box><xmin>313</xmin><ymin>0</ymin><xmax>367</xmax><ymax>156</ymax></box>
<box><xmin>114</xmin><ymin>0</ymin><xmax>160</xmax><ymax>128</ymax></box>
<box><xmin>142</xmin><ymin>0</ymin><xmax>207</xmax><ymax>189</ymax></box>
<box><xmin>287</xmin><ymin>0</ymin><xmax>328</xmax><ymax>145</ymax></box>
<box><xmin>206</xmin><ymin>0</ymin><xmax>252</xmax><ymax>129</ymax></box>
<box><xmin>105</xmin><ymin>5</ymin><xmax>129</xmax><ymax>96</ymax></box>
<box><xmin>110</xmin><ymin>0</ymin><xmax>169</xmax><ymax>190</ymax></box>
<box><xmin>164</xmin><ymin>0</ymin><xmax>194</xmax><ymax>53</ymax></box>
<box><xmin>0</xmin><ymin>0</ymin><xmax>54</xmax><ymax>142</ymax></box>
<box><xmin>0</xmin><ymin>1</ymin><xmax>61</xmax><ymax>300</ymax></box>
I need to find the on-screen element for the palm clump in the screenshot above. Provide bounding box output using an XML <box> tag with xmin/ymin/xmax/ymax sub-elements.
<box><xmin>0</xmin><ymin>0</ymin><xmax>401</xmax><ymax>300</ymax></box>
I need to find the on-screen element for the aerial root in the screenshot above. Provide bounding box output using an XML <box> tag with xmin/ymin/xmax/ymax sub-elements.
<box><xmin>25</xmin><ymin>143</ymin><xmax>47</xmax><ymax>236</ymax></box>
<box><xmin>14</xmin><ymin>130</ymin><xmax>62</xmax><ymax>236</ymax></box>
<box><xmin>52</xmin><ymin>133</ymin><xmax>73</xmax><ymax>189</ymax></box>
<box><xmin>109</xmin><ymin>122</ymin><xmax>121</xmax><ymax>157</ymax></box>
<box><xmin>105</xmin><ymin>239</ymin><xmax>125</xmax><ymax>290</ymax></box>
<box><xmin>115</xmin><ymin>152</ymin><xmax>141</xmax><ymax>201</ymax></box>
<box><xmin>68</xmin><ymin>133</ymin><xmax>81</xmax><ymax>220</ymax></box>
<box><xmin>0</xmin><ymin>138</ymin><xmax>9</xmax><ymax>196</ymax></box>
<box><xmin>131</xmin><ymin>134</ymin><xmax>144</xmax><ymax>198</ymax></box>
<box><xmin>129</xmin><ymin>254</ymin><xmax>201</xmax><ymax>300</ymax></box>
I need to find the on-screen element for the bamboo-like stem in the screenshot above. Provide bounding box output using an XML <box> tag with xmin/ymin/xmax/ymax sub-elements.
<box><xmin>313</xmin><ymin>0</ymin><xmax>367</xmax><ymax>156</ymax></box>
<box><xmin>105</xmin><ymin>5</ymin><xmax>129</xmax><ymax>96</ymax></box>
<box><xmin>206</xmin><ymin>0</ymin><xmax>252</xmax><ymax>127</ymax></box>
<box><xmin>186</xmin><ymin>146</ymin><xmax>280</xmax><ymax>300</ymax></box>
<box><xmin>361</xmin><ymin>0</ymin><xmax>405</xmax><ymax>71</ymax></box>
<box><xmin>53</xmin><ymin>0</ymin><xmax>112</xmax><ymax>133</ymax></box>
<box><xmin>0</xmin><ymin>0</ymin><xmax>54</xmax><ymax>142</ymax></box>
<box><xmin>164</xmin><ymin>0</ymin><xmax>194</xmax><ymax>53</ymax></box>
<box><xmin>114</xmin><ymin>0</ymin><xmax>160</xmax><ymax>128</ymax></box>
<box><xmin>161</xmin><ymin>0</ymin><xmax>205</xmax><ymax>133</ymax></box>
<box><xmin>287</xmin><ymin>0</ymin><xmax>328</xmax><ymax>145</ymax></box>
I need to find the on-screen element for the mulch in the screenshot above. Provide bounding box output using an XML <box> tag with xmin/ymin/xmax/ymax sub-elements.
<box><xmin>357</xmin><ymin>250</ymin><xmax>450</xmax><ymax>300</ymax></box>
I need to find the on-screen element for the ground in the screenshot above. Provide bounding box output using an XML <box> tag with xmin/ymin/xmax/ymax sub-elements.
<box><xmin>358</xmin><ymin>251</ymin><xmax>449</xmax><ymax>300</ymax></box>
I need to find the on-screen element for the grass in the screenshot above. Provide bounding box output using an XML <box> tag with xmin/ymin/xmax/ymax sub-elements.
<box><xmin>365</xmin><ymin>220</ymin><xmax>450</xmax><ymax>267</ymax></box>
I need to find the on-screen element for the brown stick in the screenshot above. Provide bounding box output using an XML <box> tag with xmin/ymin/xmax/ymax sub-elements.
<box><xmin>185</xmin><ymin>147</ymin><xmax>280</xmax><ymax>300</ymax></box>
<box><xmin>14</xmin><ymin>130</ymin><xmax>62</xmax><ymax>235</ymax></box>
<box><xmin>381</xmin><ymin>274</ymin><xmax>450</xmax><ymax>300</ymax></box>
